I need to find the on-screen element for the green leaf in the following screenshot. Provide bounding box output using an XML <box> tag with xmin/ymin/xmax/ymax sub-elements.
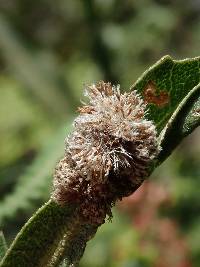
<box><xmin>0</xmin><ymin>232</ymin><xmax>7</xmax><ymax>261</ymax></box>
<box><xmin>0</xmin><ymin>200</ymin><xmax>97</xmax><ymax>267</ymax></box>
<box><xmin>182</xmin><ymin>85</ymin><xmax>200</xmax><ymax>135</ymax></box>
<box><xmin>1</xmin><ymin>56</ymin><xmax>199</xmax><ymax>267</ymax></box>
<box><xmin>0</xmin><ymin>201</ymin><xmax>77</xmax><ymax>267</ymax></box>
<box><xmin>157</xmin><ymin>82</ymin><xmax>200</xmax><ymax>164</ymax></box>
<box><xmin>132</xmin><ymin>55</ymin><xmax>200</xmax><ymax>133</ymax></box>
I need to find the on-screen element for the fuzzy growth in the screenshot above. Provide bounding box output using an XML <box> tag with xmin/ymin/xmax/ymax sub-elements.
<box><xmin>52</xmin><ymin>81</ymin><xmax>160</xmax><ymax>224</ymax></box>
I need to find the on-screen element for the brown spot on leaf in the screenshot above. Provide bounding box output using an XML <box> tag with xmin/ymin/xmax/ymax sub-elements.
<box><xmin>143</xmin><ymin>81</ymin><xmax>170</xmax><ymax>107</ymax></box>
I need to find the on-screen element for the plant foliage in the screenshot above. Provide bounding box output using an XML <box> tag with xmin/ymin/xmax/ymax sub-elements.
<box><xmin>0</xmin><ymin>56</ymin><xmax>199</xmax><ymax>267</ymax></box>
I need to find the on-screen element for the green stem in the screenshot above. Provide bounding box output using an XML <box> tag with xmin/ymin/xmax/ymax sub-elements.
<box><xmin>49</xmin><ymin>223</ymin><xmax>98</xmax><ymax>267</ymax></box>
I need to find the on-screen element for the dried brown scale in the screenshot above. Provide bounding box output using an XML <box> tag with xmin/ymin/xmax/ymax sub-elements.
<box><xmin>52</xmin><ymin>81</ymin><xmax>160</xmax><ymax>225</ymax></box>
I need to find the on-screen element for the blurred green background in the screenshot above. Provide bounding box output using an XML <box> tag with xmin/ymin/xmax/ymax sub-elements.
<box><xmin>0</xmin><ymin>1</ymin><xmax>199</xmax><ymax>266</ymax></box>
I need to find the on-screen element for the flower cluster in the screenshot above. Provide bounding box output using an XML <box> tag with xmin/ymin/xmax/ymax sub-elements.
<box><xmin>52</xmin><ymin>81</ymin><xmax>160</xmax><ymax>224</ymax></box>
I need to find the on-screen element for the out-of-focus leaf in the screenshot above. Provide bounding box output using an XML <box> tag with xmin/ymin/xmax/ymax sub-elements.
<box><xmin>1</xmin><ymin>56</ymin><xmax>199</xmax><ymax>267</ymax></box>
<box><xmin>0</xmin><ymin>232</ymin><xmax>7</xmax><ymax>261</ymax></box>
<box><xmin>0</xmin><ymin>14</ymin><xmax>76</xmax><ymax>119</ymax></box>
<box><xmin>0</xmin><ymin>123</ymin><xmax>72</xmax><ymax>227</ymax></box>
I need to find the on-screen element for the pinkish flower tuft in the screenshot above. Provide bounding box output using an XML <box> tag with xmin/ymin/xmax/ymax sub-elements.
<box><xmin>52</xmin><ymin>81</ymin><xmax>160</xmax><ymax>225</ymax></box>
